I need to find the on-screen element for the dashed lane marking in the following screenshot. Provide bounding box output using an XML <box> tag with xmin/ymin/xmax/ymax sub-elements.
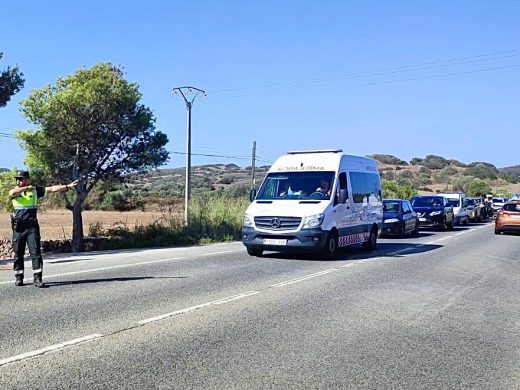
<box><xmin>0</xmin><ymin>334</ymin><xmax>103</xmax><ymax>367</ymax></box>
<box><xmin>137</xmin><ymin>290</ymin><xmax>261</xmax><ymax>325</ymax></box>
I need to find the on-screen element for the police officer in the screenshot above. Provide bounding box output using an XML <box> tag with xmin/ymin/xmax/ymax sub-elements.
<box><xmin>9</xmin><ymin>170</ymin><xmax>79</xmax><ymax>287</ymax></box>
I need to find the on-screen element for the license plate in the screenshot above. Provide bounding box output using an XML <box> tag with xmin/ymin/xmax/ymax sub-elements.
<box><xmin>419</xmin><ymin>217</ymin><xmax>426</xmax><ymax>222</ymax></box>
<box><xmin>263</xmin><ymin>238</ymin><xmax>287</xmax><ymax>246</ymax></box>
<box><xmin>510</xmin><ymin>215</ymin><xmax>520</xmax><ymax>219</ymax></box>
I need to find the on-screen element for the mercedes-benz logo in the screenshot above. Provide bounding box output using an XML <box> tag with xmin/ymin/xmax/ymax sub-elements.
<box><xmin>270</xmin><ymin>218</ymin><xmax>281</xmax><ymax>229</ymax></box>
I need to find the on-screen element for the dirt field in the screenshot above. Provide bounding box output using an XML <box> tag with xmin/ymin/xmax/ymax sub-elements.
<box><xmin>0</xmin><ymin>210</ymin><xmax>170</xmax><ymax>240</ymax></box>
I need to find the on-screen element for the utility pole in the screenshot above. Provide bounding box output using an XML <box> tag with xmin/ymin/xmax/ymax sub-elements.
<box><xmin>172</xmin><ymin>86</ymin><xmax>206</xmax><ymax>226</ymax></box>
<box><xmin>250</xmin><ymin>141</ymin><xmax>256</xmax><ymax>190</ymax></box>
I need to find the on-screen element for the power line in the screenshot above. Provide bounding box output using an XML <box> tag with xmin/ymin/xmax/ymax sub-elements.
<box><xmin>230</xmin><ymin>63</ymin><xmax>520</xmax><ymax>98</ymax></box>
<box><xmin>169</xmin><ymin>150</ymin><xmax>250</xmax><ymax>160</ymax></box>
<box><xmin>209</xmin><ymin>49</ymin><xmax>518</xmax><ymax>95</ymax></box>
<box><xmin>169</xmin><ymin>150</ymin><xmax>273</xmax><ymax>164</ymax></box>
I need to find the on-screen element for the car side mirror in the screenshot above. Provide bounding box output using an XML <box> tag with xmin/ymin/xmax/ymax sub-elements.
<box><xmin>249</xmin><ymin>188</ymin><xmax>257</xmax><ymax>202</ymax></box>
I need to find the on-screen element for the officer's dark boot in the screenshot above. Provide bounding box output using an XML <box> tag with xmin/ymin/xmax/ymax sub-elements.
<box><xmin>33</xmin><ymin>273</ymin><xmax>44</xmax><ymax>288</ymax></box>
<box><xmin>15</xmin><ymin>275</ymin><xmax>23</xmax><ymax>287</ymax></box>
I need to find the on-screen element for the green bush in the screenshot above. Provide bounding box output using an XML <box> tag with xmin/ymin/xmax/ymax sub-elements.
<box><xmin>382</xmin><ymin>179</ymin><xmax>417</xmax><ymax>200</ymax></box>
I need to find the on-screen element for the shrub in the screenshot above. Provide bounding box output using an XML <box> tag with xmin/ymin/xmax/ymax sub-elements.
<box><xmin>369</xmin><ymin>154</ymin><xmax>408</xmax><ymax>165</ymax></box>
<box><xmin>465</xmin><ymin>163</ymin><xmax>498</xmax><ymax>180</ymax></box>
<box><xmin>422</xmin><ymin>155</ymin><xmax>449</xmax><ymax>170</ymax></box>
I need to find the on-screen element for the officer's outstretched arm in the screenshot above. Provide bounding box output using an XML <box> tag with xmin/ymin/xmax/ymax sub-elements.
<box><xmin>46</xmin><ymin>180</ymin><xmax>80</xmax><ymax>194</ymax></box>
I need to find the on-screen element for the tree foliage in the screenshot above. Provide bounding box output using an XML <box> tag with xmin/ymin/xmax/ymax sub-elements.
<box><xmin>466</xmin><ymin>178</ymin><xmax>492</xmax><ymax>197</ymax></box>
<box><xmin>17</xmin><ymin>62</ymin><xmax>169</xmax><ymax>251</ymax></box>
<box><xmin>0</xmin><ymin>169</ymin><xmax>17</xmax><ymax>212</ymax></box>
<box><xmin>382</xmin><ymin>179</ymin><xmax>417</xmax><ymax>200</ymax></box>
<box><xmin>0</xmin><ymin>52</ymin><xmax>25</xmax><ymax>108</ymax></box>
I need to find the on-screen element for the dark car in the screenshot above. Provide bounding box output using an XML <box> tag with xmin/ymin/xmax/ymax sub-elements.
<box><xmin>467</xmin><ymin>197</ymin><xmax>487</xmax><ymax>223</ymax></box>
<box><xmin>410</xmin><ymin>195</ymin><xmax>454</xmax><ymax>231</ymax></box>
<box><xmin>495</xmin><ymin>200</ymin><xmax>520</xmax><ymax>234</ymax></box>
<box><xmin>382</xmin><ymin>199</ymin><xmax>419</xmax><ymax>237</ymax></box>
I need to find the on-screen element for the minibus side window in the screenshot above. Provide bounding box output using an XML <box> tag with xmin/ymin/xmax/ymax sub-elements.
<box><xmin>337</xmin><ymin>172</ymin><xmax>348</xmax><ymax>204</ymax></box>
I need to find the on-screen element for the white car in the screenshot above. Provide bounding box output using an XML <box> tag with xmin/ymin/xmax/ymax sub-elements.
<box><xmin>491</xmin><ymin>197</ymin><xmax>506</xmax><ymax>213</ymax></box>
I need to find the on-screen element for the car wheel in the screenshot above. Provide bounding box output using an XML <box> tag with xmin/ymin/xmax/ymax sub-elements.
<box><xmin>494</xmin><ymin>227</ymin><xmax>501</xmax><ymax>235</ymax></box>
<box><xmin>412</xmin><ymin>221</ymin><xmax>419</xmax><ymax>237</ymax></box>
<box><xmin>322</xmin><ymin>230</ymin><xmax>338</xmax><ymax>260</ymax></box>
<box><xmin>438</xmin><ymin>219</ymin><xmax>446</xmax><ymax>231</ymax></box>
<box><xmin>399</xmin><ymin>221</ymin><xmax>406</xmax><ymax>238</ymax></box>
<box><xmin>362</xmin><ymin>227</ymin><xmax>377</xmax><ymax>251</ymax></box>
<box><xmin>246</xmin><ymin>246</ymin><xmax>263</xmax><ymax>257</ymax></box>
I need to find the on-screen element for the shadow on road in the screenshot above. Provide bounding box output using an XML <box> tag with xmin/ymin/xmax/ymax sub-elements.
<box><xmin>260</xmin><ymin>241</ymin><xmax>443</xmax><ymax>262</ymax></box>
<box><xmin>42</xmin><ymin>275</ymin><xmax>187</xmax><ymax>288</ymax></box>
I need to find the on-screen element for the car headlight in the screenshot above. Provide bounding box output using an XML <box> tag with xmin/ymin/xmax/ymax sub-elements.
<box><xmin>243</xmin><ymin>214</ymin><xmax>253</xmax><ymax>227</ymax></box>
<box><xmin>430</xmin><ymin>211</ymin><xmax>442</xmax><ymax>216</ymax></box>
<box><xmin>384</xmin><ymin>218</ymin><xmax>399</xmax><ymax>223</ymax></box>
<box><xmin>303</xmin><ymin>213</ymin><xmax>324</xmax><ymax>229</ymax></box>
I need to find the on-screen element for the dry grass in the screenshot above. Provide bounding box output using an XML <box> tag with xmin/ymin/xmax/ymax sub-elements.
<box><xmin>0</xmin><ymin>210</ymin><xmax>168</xmax><ymax>240</ymax></box>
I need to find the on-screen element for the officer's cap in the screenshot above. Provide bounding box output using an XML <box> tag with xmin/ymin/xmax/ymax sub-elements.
<box><xmin>14</xmin><ymin>170</ymin><xmax>30</xmax><ymax>179</ymax></box>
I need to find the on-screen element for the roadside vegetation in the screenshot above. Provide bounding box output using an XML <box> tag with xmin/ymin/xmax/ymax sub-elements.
<box><xmin>85</xmin><ymin>191</ymin><xmax>249</xmax><ymax>251</ymax></box>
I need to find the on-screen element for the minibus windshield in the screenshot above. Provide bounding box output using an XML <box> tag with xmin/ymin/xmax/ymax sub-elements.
<box><xmin>256</xmin><ymin>171</ymin><xmax>336</xmax><ymax>200</ymax></box>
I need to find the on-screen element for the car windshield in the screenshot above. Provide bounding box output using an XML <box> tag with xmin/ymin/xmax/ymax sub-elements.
<box><xmin>492</xmin><ymin>198</ymin><xmax>505</xmax><ymax>204</ymax></box>
<box><xmin>503</xmin><ymin>203</ymin><xmax>520</xmax><ymax>212</ymax></box>
<box><xmin>447</xmin><ymin>199</ymin><xmax>460</xmax><ymax>207</ymax></box>
<box><xmin>383</xmin><ymin>201</ymin><xmax>401</xmax><ymax>212</ymax></box>
<box><xmin>411</xmin><ymin>196</ymin><xmax>443</xmax><ymax>207</ymax></box>
<box><xmin>466</xmin><ymin>199</ymin><xmax>476</xmax><ymax>205</ymax></box>
<box><xmin>256</xmin><ymin>171</ymin><xmax>336</xmax><ymax>200</ymax></box>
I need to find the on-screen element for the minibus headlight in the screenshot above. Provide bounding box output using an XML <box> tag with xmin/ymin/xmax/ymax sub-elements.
<box><xmin>243</xmin><ymin>214</ymin><xmax>253</xmax><ymax>227</ymax></box>
<box><xmin>303</xmin><ymin>213</ymin><xmax>324</xmax><ymax>228</ymax></box>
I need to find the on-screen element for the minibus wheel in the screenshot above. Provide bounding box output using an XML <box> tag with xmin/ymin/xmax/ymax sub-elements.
<box><xmin>362</xmin><ymin>227</ymin><xmax>377</xmax><ymax>251</ymax></box>
<box><xmin>322</xmin><ymin>230</ymin><xmax>338</xmax><ymax>260</ymax></box>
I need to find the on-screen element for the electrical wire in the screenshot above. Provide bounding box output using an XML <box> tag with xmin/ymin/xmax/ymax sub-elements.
<box><xmin>230</xmin><ymin>63</ymin><xmax>520</xmax><ymax>98</ymax></box>
<box><xmin>208</xmin><ymin>50</ymin><xmax>518</xmax><ymax>96</ymax></box>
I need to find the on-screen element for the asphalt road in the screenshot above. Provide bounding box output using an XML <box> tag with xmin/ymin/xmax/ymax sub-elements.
<box><xmin>0</xmin><ymin>221</ymin><xmax>519</xmax><ymax>389</ymax></box>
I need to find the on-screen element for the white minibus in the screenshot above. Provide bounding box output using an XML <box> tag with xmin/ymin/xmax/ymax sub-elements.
<box><xmin>242</xmin><ymin>149</ymin><xmax>383</xmax><ymax>259</ymax></box>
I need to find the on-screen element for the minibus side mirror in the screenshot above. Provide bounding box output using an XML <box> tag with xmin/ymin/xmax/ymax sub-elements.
<box><xmin>249</xmin><ymin>188</ymin><xmax>257</xmax><ymax>202</ymax></box>
<box><xmin>339</xmin><ymin>189</ymin><xmax>348</xmax><ymax>203</ymax></box>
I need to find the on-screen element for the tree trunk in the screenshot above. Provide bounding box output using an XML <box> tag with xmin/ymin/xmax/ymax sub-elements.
<box><xmin>71</xmin><ymin>192</ymin><xmax>86</xmax><ymax>253</ymax></box>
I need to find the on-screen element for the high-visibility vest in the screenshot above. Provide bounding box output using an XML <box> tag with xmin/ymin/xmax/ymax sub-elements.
<box><xmin>12</xmin><ymin>188</ymin><xmax>45</xmax><ymax>211</ymax></box>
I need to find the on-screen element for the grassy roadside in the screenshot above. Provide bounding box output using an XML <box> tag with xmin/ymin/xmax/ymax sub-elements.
<box><xmin>88</xmin><ymin>192</ymin><xmax>249</xmax><ymax>250</ymax></box>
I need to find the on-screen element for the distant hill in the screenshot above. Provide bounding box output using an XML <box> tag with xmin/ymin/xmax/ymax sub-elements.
<box><xmin>498</xmin><ymin>165</ymin><xmax>520</xmax><ymax>177</ymax></box>
<box><xmin>121</xmin><ymin>153</ymin><xmax>519</xmax><ymax>199</ymax></box>
<box><xmin>4</xmin><ymin>153</ymin><xmax>519</xmax><ymax>198</ymax></box>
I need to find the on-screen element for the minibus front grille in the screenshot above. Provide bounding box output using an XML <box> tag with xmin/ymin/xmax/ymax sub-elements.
<box><xmin>254</xmin><ymin>216</ymin><xmax>302</xmax><ymax>230</ymax></box>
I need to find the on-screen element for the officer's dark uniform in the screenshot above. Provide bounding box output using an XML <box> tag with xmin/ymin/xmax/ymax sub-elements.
<box><xmin>11</xmin><ymin>171</ymin><xmax>46</xmax><ymax>287</ymax></box>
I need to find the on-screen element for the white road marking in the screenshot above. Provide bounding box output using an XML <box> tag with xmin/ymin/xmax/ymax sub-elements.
<box><xmin>138</xmin><ymin>290</ymin><xmax>261</xmax><ymax>325</ymax></box>
<box><xmin>0</xmin><ymin>334</ymin><xmax>102</xmax><ymax>367</ymax></box>
<box><xmin>200</xmin><ymin>250</ymin><xmax>240</xmax><ymax>256</ymax></box>
<box><xmin>425</xmin><ymin>236</ymin><xmax>453</xmax><ymax>244</ymax></box>
<box><xmin>271</xmin><ymin>269</ymin><xmax>339</xmax><ymax>287</ymax></box>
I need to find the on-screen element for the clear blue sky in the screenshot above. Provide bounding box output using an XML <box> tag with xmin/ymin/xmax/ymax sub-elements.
<box><xmin>1</xmin><ymin>1</ymin><xmax>519</xmax><ymax>170</ymax></box>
